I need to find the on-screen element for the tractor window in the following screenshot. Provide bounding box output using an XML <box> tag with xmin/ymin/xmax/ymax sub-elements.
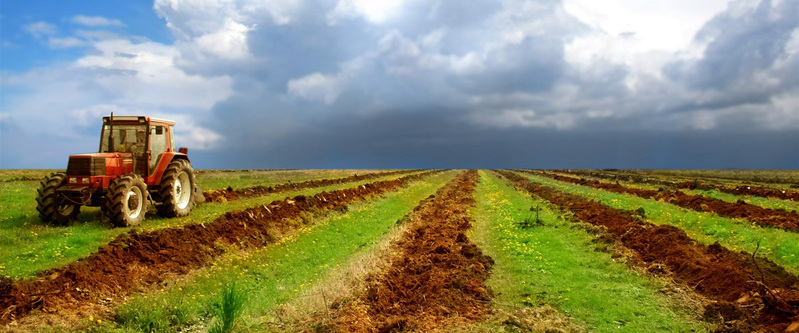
<box><xmin>100</xmin><ymin>125</ymin><xmax>147</xmax><ymax>153</ymax></box>
<box><xmin>169</xmin><ymin>125</ymin><xmax>176</xmax><ymax>151</ymax></box>
<box><xmin>150</xmin><ymin>125</ymin><xmax>168</xmax><ymax>175</ymax></box>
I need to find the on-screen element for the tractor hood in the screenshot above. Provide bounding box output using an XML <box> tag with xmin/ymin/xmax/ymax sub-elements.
<box><xmin>67</xmin><ymin>153</ymin><xmax>134</xmax><ymax>176</ymax></box>
<box><xmin>70</xmin><ymin>152</ymin><xmax>132</xmax><ymax>159</ymax></box>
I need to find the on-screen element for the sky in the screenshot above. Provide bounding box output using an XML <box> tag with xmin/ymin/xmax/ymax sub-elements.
<box><xmin>1</xmin><ymin>0</ymin><xmax>797</xmax><ymax>169</ymax></box>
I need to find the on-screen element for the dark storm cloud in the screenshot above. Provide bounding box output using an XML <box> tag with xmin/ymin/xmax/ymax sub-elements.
<box><xmin>193</xmin><ymin>110</ymin><xmax>799</xmax><ymax>169</ymax></box>
<box><xmin>663</xmin><ymin>0</ymin><xmax>798</xmax><ymax>112</ymax></box>
<box><xmin>182</xmin><ymin>0</ymin><xmax>797</xmax><ymax>169</ymax></box>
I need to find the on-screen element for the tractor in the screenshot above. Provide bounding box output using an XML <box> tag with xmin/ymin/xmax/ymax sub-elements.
<box><xmin>36</xmin><ymin>114</ymin><xmax>204</xmax><ymax>227</ymax></box>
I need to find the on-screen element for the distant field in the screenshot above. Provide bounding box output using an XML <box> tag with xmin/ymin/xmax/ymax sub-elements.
<box><xmin>1</xmin><ymin>169</ymin><xmax>797</xmax><ymax>332</ymax></box>
<box><xmin>605</xmin><ymin>169</ymin><xmax>799</xmax><ymax>187</ymax></box>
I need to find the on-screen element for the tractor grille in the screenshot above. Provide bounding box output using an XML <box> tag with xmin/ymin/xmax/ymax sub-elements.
<box><xmin>67</xmin><ymin>157</ymin><xmax>106</xmax><ymax>176</ymax></box>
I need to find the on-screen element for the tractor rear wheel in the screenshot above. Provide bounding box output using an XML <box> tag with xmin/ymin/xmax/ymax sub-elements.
<box><xmin>36</xmin><ymin>172</ymin><xmax>80</xmax><ymax>225</ymax></box>
<box><xmin>155</xmin><ymin>159</ymin><xmax>195</xmax><ymax>217</ymax></box>
<box><xmin>103</xmin><ymin>174</ymin><xmax>148</xmax><ymax>227</ymax></box>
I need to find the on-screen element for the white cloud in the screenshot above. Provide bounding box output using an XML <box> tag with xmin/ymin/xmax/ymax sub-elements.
<box><xmin>192</xmin><ymin>18</ymin><xmax>251</xmax><ymax>60</ymax></box>
<box><xmin>328</xmin><ymin>0</ymin><xmax>406</xmax><ymax>24</ymax></box>
<box><xmin>49</xmin><ymin>37</ymin><xmax>90</xmax><ymax>48</ymax></box>
<box><xmin>2</xmin><ymin>34</ymin><xmax>234</xmax><ymax>156</ymax></box>
<box><xmin>164</xmin><ymin>114</ymin><xmax>225</xmax><ymax>150</ymax></box>
<box><xmin>563</xmin><ymin>0</ymin><xmax>731</xmax><ymax>77</ymax></box>
<box><xmin>287</xmin><ymin>72</ymin><xmax>345</xmax><ymax>105</ymax></box>
<box><xmin>72</xmin><ymin>39</ymin><xmax>234</xmax><ymax>109</ymax></box>
<box><xmin>71</xmin><ymin>15</ymin><xmax>126</xmax><ymax>27</ymax></box>
<box><xmin>563</xmin><ymin>0</ymin><xmax>731</xmax><ymax>53</ymax></box>
<box><xmin>75</xmin><ymin>29</ymin><xmax>123</xmax><ymax>41</ymax></box>
<box><xmin>23</xmin><ymin>21</ymin><xmax>57</xmax><ymax>38</ymax></box>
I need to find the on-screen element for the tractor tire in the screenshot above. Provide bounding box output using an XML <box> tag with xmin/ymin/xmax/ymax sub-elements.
<box><xmin>103</xmin><ymin>174</ymin><xmax>148</xmax><ymax>227</ymax></box>
<box><xmin>36</xmin><ymin>172</ymin><xmax>80</xmax><ymax>225</ymax></box>
<box><xmin>155</xmin><ymin>159</ymin><xmax>195</xmax><ymax>217</ymax></box>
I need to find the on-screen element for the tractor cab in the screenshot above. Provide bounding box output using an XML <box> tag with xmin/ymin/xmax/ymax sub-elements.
<box><xmin>97</xmin><ymin>115</ymin><xmax>176</xmax><ymax>178</ymax></box>
<box><xmin>37</xmin><ymin>114</ymin><xmax>202</xmax><ymax>227</ymax></box>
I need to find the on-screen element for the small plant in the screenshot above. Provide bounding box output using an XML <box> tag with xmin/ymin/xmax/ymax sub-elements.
<box><xmin>209</xmin><ymin>283</ymin><xmax>247</xmax><ymax>333</ymax></box>
<box><xmin>519</xmin><ymin>205</ymin><xmax>543</xmax><ymax>228</ymax></box>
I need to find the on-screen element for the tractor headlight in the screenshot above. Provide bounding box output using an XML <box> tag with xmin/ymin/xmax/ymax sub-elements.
<box><xmin>82</xmin><ymin>178</ymin><xmax>90</xmax><ymax>184</ymax></box>
<box><xmin>69</xmin><ymin>177</ymin><xmax>77</xmax><ymax>184</ymax></box>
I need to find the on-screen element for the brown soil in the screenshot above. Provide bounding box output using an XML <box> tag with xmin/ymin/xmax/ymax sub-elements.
<box><xmin>497</xmin><ymin>170</ymin><xmax>799</xmax><ymax>332</ymax></box>
<box><xmin>203</xmin><ymin>169</ymin><xmax>420</xmax><ymax>203</ymax></box>
<box><xmin>718</xmin><ymin>186</ymin><xmax>799</xmax><ymax>203</ymax></box>
<box><xmin>557</xmin><ymin>169</ymin><xmax>799</xmax><ymax>202</ymax></box>
<box><xmin>329</xmin><ymin>170</ymin><xmax>494</xmax><ymax>332</ymax></box>
<box><xmin>0</xmin><ymin>170</ymin><xmax>444</xmax><ymax>325</ymax></box>
<box><xmin>535</xmin><ymin>172</ymin><xmax>799</xmax><ymax>231</ymax></box>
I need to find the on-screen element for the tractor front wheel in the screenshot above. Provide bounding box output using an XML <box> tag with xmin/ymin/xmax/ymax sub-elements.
<box><xmin>103</xmin><ymin>174</ymin><xmax>148</xmax><ymax>227</ymax></box>
<box><xmin>36</xmin><ymin>172</ymin><xmax>80</xmax><ymax>225</ymax></box>
<box><xmin>156</xmin><ymin>159</ymin><xmax>195</xmax><ymax>217</ymax></box>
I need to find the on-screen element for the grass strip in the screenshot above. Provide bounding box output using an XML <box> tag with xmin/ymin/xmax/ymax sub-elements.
<box><xmin>558</xmin><ymin>170</ymin><xmax>799</xmax><ymax>212</ymax></box>
<box><xmin>108</xmin><ymin>171</ymin><xmax>456</xmax><ymax>333</ymax></box>
<box><xmin>195</xmin><ymin>169</ymin><xmax>391</xmax><ymax>190</ymax></box>
<box><xmin>524</xmin><ymin>173</ymin><xmax>799</xmax><ymax>274</ymax></box>
<box><xmin>202</xmin><ymin>169</ymin><xmax>420</xmax><ymax>203</ymax></box>
<box><xmin>0</xmin><ymin>171</ymin><xmax>425</xmax><ymax>280</ymax></box>
<box><xmin>534</xmin><ymin>171</ymin><xmax>799</xmax><ymax>231</ymax></box>
<box><xmin>680</xmin><ymin>188</ymin><xmax>799</xmax><ymax>213</ymax></box>
<box><xmin>471</xmin><ymin>171</ymin><xmax>706</xmax><ymax>332</ymax></box>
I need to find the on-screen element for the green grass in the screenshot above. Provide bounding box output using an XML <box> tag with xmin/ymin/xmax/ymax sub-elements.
<box><xmin>581</xmin><ymin>174</ymin><xmax>799</xmax><ymax>213</ymax></box>
<box><xmin>0</xmin><ymin>171</ymin><xmax>423</xmax><ymax>279</ymax></box>
<box><xmin>522</xmin><ymin>172</ymin><xmax>799</xmax><ymax>275</ymax></box>
<box><xmin>686</xmin><ymin>188</ymin><xmax>799</xmax><ymax>212</ymax></box>
<box><xmin>471</xmin><ymin>171</ymin><xmax>708</xmax><ymax>332</ymax></box>
<box><xmin>111</xmin><ymin>171</ymin><xmax>456</xmax><ymax>332</ymax></box>
<box><xmin>633</xmin><ymin>169</ymin><xmax>799</xmax><ymax>187</ymax></box>
<box><xmin>194</xmin><ymin>169</ymin><xmax>396</xmax><ymax>190</ymax></box>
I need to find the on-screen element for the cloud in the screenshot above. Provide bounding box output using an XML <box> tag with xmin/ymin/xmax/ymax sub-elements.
<box><xmin>3</xmin><ymin>0</ymin><xmax>798</xmax><ymax>169</ymax></box>
<box><xmin>23</xmin><ymin>21</ymin><xmax>57</xmax><ymax>38</ymax></box>
<box><xmin>48</xmin><ymin>37</ymin><xmax>90</xmax><ymax>48</ymax></box>
<box><xmin>288</xmin><ymin>72</ymin><xmax>346</xmax><ymax>104</ymax></box>
<box><xmin>658</xmin><ymin>0</ymin><xmax>799</xmax><ymax>129</ymax></box>
<box><xmin>328</xmin><ymin>0</ymin><xmax>406</xmax><ymax>24</ymax></box>
<box><xmin>1</xmin><ymin>34</ymin><xmax>233</xmax><ymax>165</ymax></box>
<box><xmin>71</xmin><ymin>15</ymin><xmax>126</xmax><ymax>27</ymax></box>
<box><xmin>192</xmin><ymin>17</ymin><xmax>251</xmax><ymax>60</ymax></box>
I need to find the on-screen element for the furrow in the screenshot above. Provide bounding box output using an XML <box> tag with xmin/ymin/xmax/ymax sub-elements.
<box><xmin>531</xmin><ymin>170</ymin><xmax>799</xmax><ymax>231</ymax></box>
<box><xmin>495</xmin><ymin>170</ymin><xmax>799</xmax><ymax>332</ymax></box>
<box><xmin>0</xmin><ymin>170</ymin><xmax>445</xmax><ymax>325</ymax></box>
<box><xmin>330</xmin><ymin>170</ymin><xmax>494</xmax><ymax>332</ymax></box>
<box><xmin>203</xmin><ymin>169</ymin><xmax>422</xmax><ymax>203</ymax></box>
<box><xmin>557</xmin><ymin>169</ymin><xmax>799</xmax><ymax>202</ymax></box>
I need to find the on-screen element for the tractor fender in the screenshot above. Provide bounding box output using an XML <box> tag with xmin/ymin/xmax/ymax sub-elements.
<box><xmin>148</xmin><ymin>152</ymin><xmax>190</xmax><ymax>185</ymax></box>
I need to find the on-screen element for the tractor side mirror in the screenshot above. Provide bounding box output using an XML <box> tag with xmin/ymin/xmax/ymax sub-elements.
<box><xmin>179</xmin><ymin>147</ymin><xmax>188</xmax><ymax>154</ymax></box>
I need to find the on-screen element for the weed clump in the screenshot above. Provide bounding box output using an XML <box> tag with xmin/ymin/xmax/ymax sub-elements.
<box><xmin>209</xmin><ymin>283</ymin><xmax>247</xmax><ymax>333</ymax></box>
<box><xmin>518</xmin><ymin>205</ymin><xmax>543</xmax><ymax>228</ymax></box>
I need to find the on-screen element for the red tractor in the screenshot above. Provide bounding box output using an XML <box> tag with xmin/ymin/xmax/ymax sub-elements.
<box><xmin>36</xmin><ymin>114</ymin><xmax>204</xmax><ymax>227</ymax></box>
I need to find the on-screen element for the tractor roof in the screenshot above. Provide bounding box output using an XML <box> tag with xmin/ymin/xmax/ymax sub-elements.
<box><xmin>102</xmin><ymin>116</ymin><xmax>176</xmax><ymax>126</ymax></box>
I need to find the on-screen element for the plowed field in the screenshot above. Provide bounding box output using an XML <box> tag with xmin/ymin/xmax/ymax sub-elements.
<box><xmin>1</xmin><ymin>169</ymin><xmax>797</xmax><ymax>332</ymax></box>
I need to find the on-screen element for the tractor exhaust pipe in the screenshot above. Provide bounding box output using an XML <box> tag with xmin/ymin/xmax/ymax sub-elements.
<box><xmin>108</xmin><ymin>112</ymin><xmax>114</xmax><ymax>152</ymax></box>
